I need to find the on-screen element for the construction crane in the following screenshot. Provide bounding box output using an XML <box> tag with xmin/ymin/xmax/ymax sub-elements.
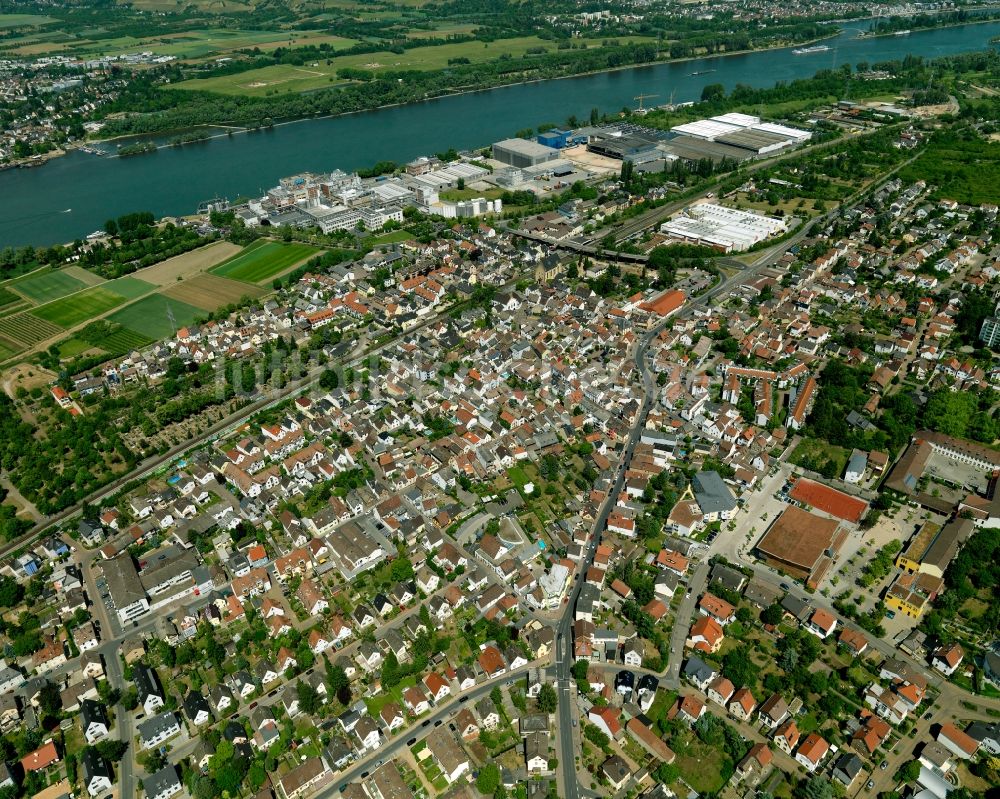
<box><xmin>633</xmin><ymin>93</ymin><xmax>659</xmax><ymax>111</ymax></box>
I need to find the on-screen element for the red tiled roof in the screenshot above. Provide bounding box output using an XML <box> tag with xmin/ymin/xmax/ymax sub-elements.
<box><xmin>938</xmin><ymin>723</ymin><xmax>978</xmax><ymax>755</ymax></box>
<box><xmin>789</xmin><ymin>478</ymin><xmax>867</xmax><ymax>524</ymax></box>
<box><xmin>797</xmin><ymin>733</ymin><xmax>829</xmax><ymax>764</ymax></box>
<box><xmin>478</xmin><ymin>645</ymin><xmax>505</xmax><ymax>676</ymax></box>
<box><xmin>640</xmin><ymin>290</ymin><xmax>686</xmax><ymax>317</ymax></box>
<box><xmin>699</xmin><ymin>592</ymin><xmax>735</xmax><ymax>621</ymax></box>
<box><xmin>21</xmin><ymin>742</ymin><xmax>59</xmax><ymax>772</ymax></box>
<box><xmin>810</xmin><ymin>608</ymin><xmax>837</xmax><ymax>633</ymax></box>
<box><xmin>591</xmin><ymin>706</ymin><xmax>621</xmax><ymax>736</ymax></box>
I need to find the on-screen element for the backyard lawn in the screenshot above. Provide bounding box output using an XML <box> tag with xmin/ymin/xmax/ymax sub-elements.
<box><xmin>788</xmin><ymin>436</ymin><xmax>851</xmax><ymax>479</ymax></box>
<box><xmin>674</xmin><ymin>736</ymin><xmax>730</xmax><ymax>793</ymax></box>
<box><xmin>363</xmin><ymin>675</ymin><xmax>417</xmax><ymax>717</ymax></box>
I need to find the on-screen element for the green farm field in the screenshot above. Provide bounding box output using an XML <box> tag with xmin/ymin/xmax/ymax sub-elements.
<box><xmin>9</xmin><ymin>269</ymin><xmax>88</xmax><ymax>304</ymax></box>
<box><xmin>64</xmin><ymin>319</ymin><xmax>155</xmax><ymax>359</ymax></box>
<box><xmin>33</xmin><ymin>287</ymin><xmax>132</xmax><ymax>328</ymax></box>
<box><xmin>136</xmin><ymin>28</ymin><xmax>357</xmax><ymax>59</ymax></box>
<box><xmin>108</xmin><ymin>295</ymin><xmax>204</xmax><ymax>339</ymax></box>
<box><xmin>104</xmin><ymin>277</ymin><xmax>157</xmax><ymax>300</ymax></box>
<box><xmin>0</xmin><ymin>313</ymin><xmax>63</xmax><ymax>350</ymax></box>
<box><xmin>405</xmin><ymin>23</ymin><xmax>478</xmax><ymax>39</ymax></box>
<box><xmin>93</xmin><ymin>327</ymin><xmax>154</xmax><ymax>356</ymax></box>
<box><xmin>30</xmin><ymin>278</ymin><xmax>156</xmax><ymax>329</ymax></box>
<box><xmin>0</xmin><ymin>288</ymin><xmax>21</xmax><ymax>308</ymax></box>
<box><xmin>0</xmin><ymin>14</ymin><xmax>57</xmax><ymax>28</ymax></box>
<box><xmin>210</xmin><ymin>240</ymin><xmax>318</xmax><ymax>283</ymax></box>
<box><xmin>174</xmin><ymin>35</ymin><xmax>657</xmax><ymax>96</ymax></box>
<box><xmin>124</xmin><ymin>0</ymin><xmax>254</xmax><ymax>12</ymax></box>
<box><xmin>6</xmin><ymin>25</ymin><xmax>356</xmax><ymax>60</ymax></box>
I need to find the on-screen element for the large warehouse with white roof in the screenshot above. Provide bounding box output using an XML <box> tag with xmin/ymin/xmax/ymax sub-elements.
<box><xmin>661</xmin><ymin>203</ymin><xmax>788</xmax><ymax>252</ymax></box>
<box><xmin>669</xmin><ymin>114</ymin><xmax>812</xmax><ymax>156</ymax></box>
<box><xmin>492</xmin><ymin>138</ymin><xmax>561</xmax><ymax>168</ymax></box>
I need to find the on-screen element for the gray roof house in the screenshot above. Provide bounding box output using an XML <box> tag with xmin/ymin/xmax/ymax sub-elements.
<box><xmin>143</xmin><ymin>765</ymin><xmax>183</xmax><ymax>799</ymax></box>
<box><xmin>710</xmin><ymin>563</ymin><xmax>748</xmax><ymax>594</ymax></box>
<box><xmin>81</xmin><ymin>748</ymin><xmax>113</xmax><ymax>797</ymax></box>
<box><xmin>133</xmin><ymin>664</ymin><xmax>165</xmax><ymax>715</ymax></box>
<box><xmin>683</xmin><ymin>656</ymin><xmax>718</xmax><ymax>691</ymax></box>
<box><xmin>183</xmin><ymin>691</ymin><xmax>212</xmax><ymax>726</ymax></box>
<box><xmin>832</xmin><ymin>752</ymin><xmax>864</xmax><ymax>786</ymax></box>
<box><xmin>137</xmin><ymin>712</ymin><xmax>181</xmax><ymax>749</ymax></box>
<box><xmin>692</xmin><ymin>471</ymin><xmax>737</xmax><ymax>517</ymax></box>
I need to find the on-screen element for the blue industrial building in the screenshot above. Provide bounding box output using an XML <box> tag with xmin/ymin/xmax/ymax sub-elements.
<box><xmin>536</xmin><ymin>129</ymin><xmax>585</xmax><ymax>150</ymax></box>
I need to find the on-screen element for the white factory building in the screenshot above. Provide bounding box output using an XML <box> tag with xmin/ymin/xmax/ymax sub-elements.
<box><xmin>423</xmin><ymin>197</ymin><xmax>503</xmax><ymax>219</ymax></box>
<box><xmin>670</xmin><ymin>113</ymin><xmax>811</xmax><ymax>156</ymax></box>
<box><xmin>403</xmin><ymin>161</ymin><xmax>490</xmax><ymax>195</ymax></box>
<box><xmin>661</xmin><ymin>203</ymin><xmax>788</xmax><ymax>253</ymax></box>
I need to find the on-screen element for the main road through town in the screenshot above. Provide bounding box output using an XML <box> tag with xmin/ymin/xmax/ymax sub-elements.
<box><xmin>550</xmin><ymin>151</ymin><xmax>928</xmax><ymax>797</ymax></box>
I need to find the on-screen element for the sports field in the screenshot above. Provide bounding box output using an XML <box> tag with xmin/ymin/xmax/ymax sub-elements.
<box><xmin>109</xmin><ymin>295</ymin><xmax>204</xmax><ymax>340</ymax></box>
<box><xmin>10</xmin><ymin>269</ymin><xmax>88</xmax><ymax>304</ymax></box>
<box><xmin>210</xmin><ymin>240</ymin><xmax>318</xmax><ymax>283</ymax></box>
<box><xmin>172</xmin><ymin>35</ymin><xmax>654</xmax><ymax>96</ymax></box>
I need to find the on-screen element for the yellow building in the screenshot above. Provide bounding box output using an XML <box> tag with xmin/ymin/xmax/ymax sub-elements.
<box><xmin>884</xmin><ymin>571</ymin><xmax>944</xmax><ymax>619</ymax></box>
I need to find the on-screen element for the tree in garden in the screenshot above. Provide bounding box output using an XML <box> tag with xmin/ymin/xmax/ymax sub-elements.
<box><xmin>476</xmin><ymin>763</ymin><xmax>500</xmax><ymax>794</ymax></box>
<box><xmin>655</xmin><ymin>763</ymin><xmax>679</xmax><ymax>784</ymax></box>
<box><xmin>721</xmin><ymin>647</ymin><xmax>756</xmax><ymax>689</ymax></box>
<box><xmin>798</xmin><ymin>776</ymin><xmax>835</xmax><ymax>799</ymax></box>
<box><xmin>296</xmin><ymin>681</ymin><xmax>321</xmax><ymax>715</ymax></box>
<box><xmin>537</xmin><ymin>683</ymin><xmax>558</xmax><ymax>713</ymax></box>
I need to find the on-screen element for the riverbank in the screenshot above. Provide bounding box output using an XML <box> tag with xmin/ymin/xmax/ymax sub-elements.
<box><xmin>84</xmin><ymin>30</ymin><xmax>847</xmax><ymax>162</ymax></box>
<box><xmin>3</xmin><ymin>19</ymin><xmax>998</xmax><ymax>248</ymax></box>
<box><xmin>858</xmin><ymin>12</ymin><xmax>1000</xmax><ymax>39</ymax></box>
<box><xmin>0</xmin><ymin>146</ymin><xmax>67</xmax><ymax>171</ymax></box>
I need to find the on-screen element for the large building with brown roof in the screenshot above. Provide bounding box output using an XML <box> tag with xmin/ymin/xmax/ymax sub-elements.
<box><xmin>788</xmin><ymin>479</ymin><xmax>867</xmax><ymax>524</ymax></box>
<box><xmin>640</xmin><ymin>289</ymin><xmax>685</xmax><ymax>317</ymax></box>
<box><xmin>895</xmin><ymin>517</ymin><xmax>973</xmax><ymax>579</ymax></box>
<box><xmin>884</xmin><ymin>439</ymin><xmax>933</xmax><ymax>496</ymax></box>
<box><xmin>755</xmin><ymin>506</ymin><xmax>845</xmax><ymax>588</ymax></box>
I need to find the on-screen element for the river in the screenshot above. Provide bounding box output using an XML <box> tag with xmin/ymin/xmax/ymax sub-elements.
<box><xmin>3</xmin><ymin>19</ymin><xmax>999</xmax><ymax>248</ymax></box>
